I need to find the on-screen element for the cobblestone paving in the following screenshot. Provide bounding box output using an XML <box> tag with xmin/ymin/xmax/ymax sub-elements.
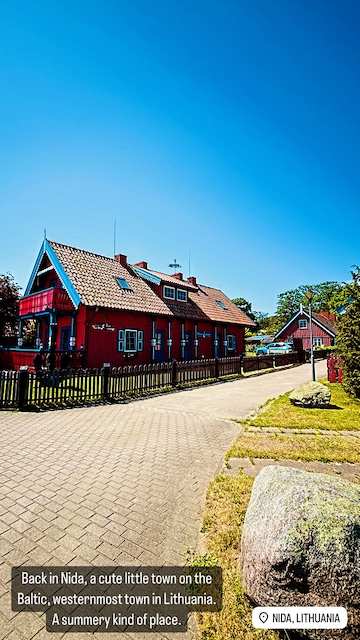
<box><xmin>0</xmin><ymin>362</ymin><xmax>326</xmax><ymax>639</ymax></box>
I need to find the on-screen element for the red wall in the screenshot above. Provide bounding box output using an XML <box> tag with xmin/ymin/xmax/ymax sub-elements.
<box><xmin>82</xmin><ymin>307</ymin><xmax>246</xmax><ymax>368</ymax></box>
<box><xmin>277</xmin><ymin>315</ymin><xmax>334</xmax><ymax>350</ymax></box>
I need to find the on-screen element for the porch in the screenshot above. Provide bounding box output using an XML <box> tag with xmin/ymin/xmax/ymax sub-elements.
<box><xmin>18</xmin><ymin>286</ymin><xmax>76</xmax><ymax>352</ymax></box>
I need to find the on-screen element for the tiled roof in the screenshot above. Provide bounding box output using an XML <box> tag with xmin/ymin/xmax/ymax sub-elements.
<box><xmin>189</xmin><ymin>285</ymin><xmax>256</xmax><ymax>326</ymax></box>
<box><xmin>134</xmin><ymin>266</ymin><xmax>254</xmax><ymax>326</ymax></box>
<box><xmin>147</xmin><ymin>270</ymin><xmax>198</xmax><ymax>290</ymax></box>
<box><xmin>163</xmin><ymin>299</ymin><xmax>208</xmax><ymax>322</ymax></box>
<box><xmin>48</xmin><ymin>241</ymin><xmax>172</xmax><ymax>316</ymax></box>
<box><xmin>47</xmin><ymin>241</ymin><xmax>255</xmax><ymax>326</ymax></box>
<box><xmin>313</xmin><ymin>312</ymin><xmax>337</xmax><ymax>335</ymax></box>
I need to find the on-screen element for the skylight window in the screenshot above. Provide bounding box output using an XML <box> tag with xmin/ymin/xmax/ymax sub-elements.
<box><xmin>215</xmin><ymin>300</ymin><xmax>227</xmax><ymax>310</ymax></box>
<box><xmin>117</xmin><ymin>277</ymin><xmax>131</xmax><ymax>290</ymax></box>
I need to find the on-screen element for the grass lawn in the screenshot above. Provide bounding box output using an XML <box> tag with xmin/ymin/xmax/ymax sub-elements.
<box><xmin>195</xmin><ymin>473</ymin><xmax>276</xmax><ymax>640</ymax></box>
<box><xmin>242</xmin><ymin>382</ymin><xmax>360</xmax><ymax>431</ymax></box>
<box><xmin>227</xmin><ymin>432</ymin><xmax>360</xmax><ymax>463</ymax></box>
<box><xmin>195</xmin><ymin>381</ymin><xmax>360</xmax><ymax>639</ymax></box>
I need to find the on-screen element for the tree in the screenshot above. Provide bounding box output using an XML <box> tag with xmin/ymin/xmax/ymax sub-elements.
<box><xmin>232</xmin><ymin>297</ymin><xmax>255</xmax><ymax>321</ymax></box>
<box><xmin>0</xmin><ymin>273</ymin><xmax>20</xmax><ymax>338</ymax></box>
<box><xmin>276</xmin><ymin>281</ymin><xmax>345</xmax><ymax>324</ymax></box>
<box><xmin>336</xmin><ymin>267</ymin><xmax>360</xmax><ymax>397</ymax></box>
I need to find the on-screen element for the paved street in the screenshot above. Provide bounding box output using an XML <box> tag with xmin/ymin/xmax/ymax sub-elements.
<box><xmin>0</xmin><ymin>361</ymin><xmax>326</xmax><ymax>639</ymax></box>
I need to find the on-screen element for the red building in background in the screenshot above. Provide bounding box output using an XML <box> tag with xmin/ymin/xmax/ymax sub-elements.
<box><xmin>4</xmin><ymin>239</ymin><xmax>255</xmax><ymax>369</ymax></box>
<box><xmin>274</xmin><ymin>306</ymin><xmax>337</xmax><ymax>351</ymax></box>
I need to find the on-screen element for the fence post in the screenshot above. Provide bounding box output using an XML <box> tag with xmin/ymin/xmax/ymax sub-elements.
<box><xmin>102</xmin><ymin>365</ymin><xmax>111</xmax><ymax>401</ymax></box>
<box><xmin>214</xmin><ymin>357</ymin><xmax>219</xmax><ymax>379</ymax></box>
<box><xmin>171</xmin><ymin>359</ymin><xmax>178</xmax><ymax>387</ymax></box>
<box><xmin>17</xmin><ymin>368</ymin><xmax>29</xmax><ymax>410</ymax></box>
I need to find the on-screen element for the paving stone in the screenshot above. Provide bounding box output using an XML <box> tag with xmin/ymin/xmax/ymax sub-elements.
<box><xmin>0</xmin><ymin>361</ymin><xmax>328</xmax><ymax>639</ymax></box>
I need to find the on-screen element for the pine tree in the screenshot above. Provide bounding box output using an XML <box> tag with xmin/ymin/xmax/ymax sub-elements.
<box><xmin>336</xmin><ymin>267</ymin><xmax>360</xmax><ymax>397</ymax></box>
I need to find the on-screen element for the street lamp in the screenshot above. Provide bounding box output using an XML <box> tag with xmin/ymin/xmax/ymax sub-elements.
<box><xmin>305</xmin><ymin>289</ymin><xmax>316</xmax><ymax>381</ymax></box>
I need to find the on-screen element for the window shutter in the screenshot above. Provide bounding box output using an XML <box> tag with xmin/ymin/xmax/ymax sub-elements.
<box><xmin>137</xmin><ymin>330</ymin><xmax>144</xmax><ymax>351</ymax></box>
<box><xmin>118</xmin><ymin>329</ymin><xmax>125</xmax><ymax>352</ymax></box>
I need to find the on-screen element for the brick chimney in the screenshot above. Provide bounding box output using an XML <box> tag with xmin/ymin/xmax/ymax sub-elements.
<box><xmin>188</xmin><ymin>276</ymin><xmax>197</xmax><ymax>286</ymax></box>
<box><xmin>134</xmin><ymin>261</ymin><xmax>148</xmax><ymax>269</ymax></box>
<box><xmin>173</xmin><ymin>272</ymin><xmax>183</xmax><ymax>280</ymax></box>
<box><xmin>115</xmin><ymin>254</ymin><xmax>127</xmax><ymax>267</ymax></box>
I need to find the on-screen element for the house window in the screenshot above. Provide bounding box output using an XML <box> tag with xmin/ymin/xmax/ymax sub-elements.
<box><xmin>227</xmin><ymin>335</ymin><xmax>236</xmax><ymax>351</ymax></box>
<box><xmin>118</xmin><ymin>329</ymin><xmax>143</xmax><ymax>352</ymax></box>
<box><xmin>299</xmin><ymin>319</ymin><xmax>308</xmax><ymax>329</ymax></box>
<box><xmin>177</xmin><ymin>289</ymin><xmax>188</xmax><ymax>302</ymax></box>
<box><xmin>313</xmin><ymin>337</ymin><xmax>323</xmax><ymax>347</ymax></box>
<box><xmin>164</xmin><ymin>286</ymin><xmax>175</xmax><ymax>300</ymax></box>
<box><xmin>216</xmin><ymin>300</ymin><xmax>227</xmax><ymax>310</ymax></box>
<box><xmin>116</xmin><ymin>277</ymin><xmax>131</xmax><ymax>290</ymax></box>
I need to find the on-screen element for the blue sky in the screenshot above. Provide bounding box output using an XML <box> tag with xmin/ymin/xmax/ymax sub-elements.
<box><xmin>0</xmin><ymin>1</ymin><xmax>359</xmax><ymax>313</ymax></box>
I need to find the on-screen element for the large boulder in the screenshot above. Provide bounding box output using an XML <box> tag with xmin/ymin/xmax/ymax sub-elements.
<box><xmin>289</xmin><ymin>381</ymin><xmax>331</xmax><ymax>407</ymax></box>
<box><xmin>240</xmin><ymin>466</ymin><xmax>360</xmax><ymax>639</ymax></box>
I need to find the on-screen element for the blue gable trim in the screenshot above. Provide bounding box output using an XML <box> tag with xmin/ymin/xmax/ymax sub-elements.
<box><xmin>24</xmin><ymin>239</ymin><xmax>81</xmax><ymax>309</ymax></box>
<box><xmin>24</xmin><ymin>241</ymin><xmax>46</xmax><ymax>296</ymax></box>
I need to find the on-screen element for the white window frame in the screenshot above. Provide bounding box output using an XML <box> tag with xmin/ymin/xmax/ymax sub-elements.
<box><xmin>313</xmin><ymin>337</ymin><xmax>323</xmax><ymax>347</ymax></box>
<box><xmin>299</xmin><ymin>319</ymin><xmax>308</xmax><ymax>329</ymax></box>
<box><xmin>163</xmin><ymin>286</ymin><xmax>176</xmax><ymax>300</ymax></box>
<box><xmin>125</xmin><ymin>329</ymin><xmax>137</xmax><ymax>352</ymax></box>
<box><xmin>227</xmin><ymin>334</ymin><xmax>236</xmax><ymax>351</ymax></box>
<box><xmin>176</xmin><ymin>288</ymin><xmax>188</xmax><ymax>302</ymax></box>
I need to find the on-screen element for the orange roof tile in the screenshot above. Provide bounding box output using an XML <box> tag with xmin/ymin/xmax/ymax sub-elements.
<box><xmin>48</xmin><ymin>241</ymin><xmax>172</xmax><ymax>316</ymax></box>
<box><xmin>189</xmin><ymin>285</ymin><xmax>256</xmax><ymax>326</ymax></box>
<box><xmin>47</xmin><ymin>241</ymin><xmax>255</xmax><ymax>326</ymax></box>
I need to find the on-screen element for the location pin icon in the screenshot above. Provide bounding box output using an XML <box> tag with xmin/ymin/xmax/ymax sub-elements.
<box><xmin>259</xmin><ymin>611</ymin><xmax>268</xmax><ymax>624</ymax></box>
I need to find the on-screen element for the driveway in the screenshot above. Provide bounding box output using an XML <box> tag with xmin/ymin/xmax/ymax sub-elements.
<box><xmin>0</xmin><ymin>361</ymin><xmax>326</xmax><ymax>639</ymax></box>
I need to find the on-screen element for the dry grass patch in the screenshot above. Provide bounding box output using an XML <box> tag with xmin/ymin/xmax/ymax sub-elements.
<box><xmin>227</xmin><ymin>432</ymin><xmax>360</xmax><ymax>464</ymax></box>
<box><xmin>194</xmin><ymin>472</ymin><xmax>276</xmax><ymax>640</ymax></box>
<box><xmin>242</xmin><ymin>383</ymin><xmax>360</xmax><ymax>431</ymax></box>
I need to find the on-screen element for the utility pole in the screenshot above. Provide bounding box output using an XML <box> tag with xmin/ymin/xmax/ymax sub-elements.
<box><xmin>306</xmin><ymin>289</ymin><xmax>316</xmax><ymax>381</ymax></box>
<box><xmin>113</xmin><ymin>218</ymin><xmax>117</xmax><ymax>256</ymax></box>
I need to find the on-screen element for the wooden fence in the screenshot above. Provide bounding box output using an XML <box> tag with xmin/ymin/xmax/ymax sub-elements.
<box><xmin>0</xmin><ymin>352</ymin><xmax>302</xmax><ymax>411</ymax></box>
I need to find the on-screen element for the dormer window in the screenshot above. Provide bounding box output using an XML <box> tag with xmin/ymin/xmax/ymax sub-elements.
<box><xmin>216</xmin><ymin>300</ymin><xmax>227</xmax><ymax>310</ymax></box>
<box><xmin>117</xmin><ymin>277</ymin><xmax>131</xmax><ymax>290</ymax></box>
<box><xmin>177</xmin><ymin>289</ymin><xmax>188</xmax><ymax>302</ymax></box>
<box><xmin>164</xmin><ymin>286</ymin><xmax>175</xmax><ymax>300</ymax></box>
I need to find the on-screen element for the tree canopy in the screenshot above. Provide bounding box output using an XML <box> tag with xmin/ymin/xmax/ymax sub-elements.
<box><xmin>336</xmin><ymin>267</ymin><xmax>360</xmax><ymax>397</ymax></box>
<box><xmin>232</xmin><ymin>297</ymin><xmax>255</xmax><ymax>320</ymax></box>
<box><xmin>0</xmin><ymin>273</ymin><xmax>20</xmax><ymax>337</ymax></box>
<box><xmin>276</xmin><ymin>281</ymin><xmax>344</xmax><ymax>324</ymax></box>
<box><xmin>232</xmin><ymin>279</ymin><xmax>345</xmax><ymax>337</ymax></box>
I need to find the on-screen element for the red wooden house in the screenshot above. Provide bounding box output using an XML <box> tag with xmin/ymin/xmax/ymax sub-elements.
<box><xmin>3</xmin><ymin>239</ymin><xmax>255</xmax><ymax>369</ymax></box>
<box><xmin>274</xmin><ymin>306</ymin><xmax>337</xmax><ymax>351</ymax></box>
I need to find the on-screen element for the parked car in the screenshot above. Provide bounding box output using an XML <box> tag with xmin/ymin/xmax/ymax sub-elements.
<box><xmin>256</xmin><ymin>342</ymin><xmax>293</xmax><ymax>355</ymax></box>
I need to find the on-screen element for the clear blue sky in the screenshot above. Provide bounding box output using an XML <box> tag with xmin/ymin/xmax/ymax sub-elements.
<box><xmin>0</xmin><ymin>1</ymin><xmax>359</xmax><ymax>313</ymax></box>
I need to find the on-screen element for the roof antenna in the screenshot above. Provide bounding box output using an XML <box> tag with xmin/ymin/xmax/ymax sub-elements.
<box><xmin>113</xmin><ymin>218</ymin><xmax>117</xmax><ymax>256</ymax></box>
<box><xmin>169</xmin><ymin>258</ymin><xmax>181</xmax><ymax>271</ymax></box>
